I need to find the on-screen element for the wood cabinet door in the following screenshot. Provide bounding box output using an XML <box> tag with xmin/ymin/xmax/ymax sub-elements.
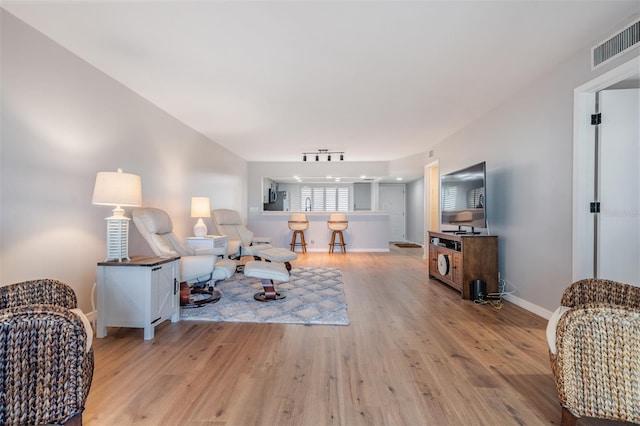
<box><xmin>429</xmin><ymin>245</ymin><xmax>439</xmax><ymax>276</ymax></box>
<box><xmin>151</xmin><ymin>261</ymin><xmax>177</xmax><ymax>322</ymax></box>
<box><xmin>451</xmin><ymin>252</ymin><xmax>462</xmax><ymax>286</ymax></box>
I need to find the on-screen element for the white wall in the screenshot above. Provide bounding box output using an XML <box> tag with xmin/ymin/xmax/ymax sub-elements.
<box><xmin>388</xmin><ymin>152</ymin><xmax>425</xmax><ymax>180</ymax></box>
<box><xmin>247</xmin><ymin>161</ymin><xmax>389</xmax><ymax>213</ymax></box>
<box><xmin>429</xmin><ymin>38</ymin><xmax>640</xmax><ymax>313</ymax></box>
<box><xmin>0</xmin><ymin>11</ymin><xmax>247</xmax><ymax>312</ymax></box>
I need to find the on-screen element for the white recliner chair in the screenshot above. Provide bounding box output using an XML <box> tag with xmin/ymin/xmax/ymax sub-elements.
<box><xmin>211</xmin><ymin>209</ymin><xmax>272</xmax><ymax>259</ymax></box>
<box><xmin>132</xmin><ymin>207</ymin><xmax>236</xmax><ymax>306</ymax></box>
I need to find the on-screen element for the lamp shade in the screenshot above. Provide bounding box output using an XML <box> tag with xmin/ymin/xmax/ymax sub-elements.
<box><xmin>91</xmin><ymin>168</ymin><xmax>141</xmax><ymax>262</ymax></box>
<box><xmin>92</xmin><ymin>168</ymin><xmax>142</xmax><ymax>209</ymax></box>
<box><xmin>191</xmin><ymin>197</ymin><xmax>210</xmax><ymax>237</ymax></box>
<box><xmin>191</xmin><ymin>197</ymin><xmax>211</xmax><ymax>218</ymax></box>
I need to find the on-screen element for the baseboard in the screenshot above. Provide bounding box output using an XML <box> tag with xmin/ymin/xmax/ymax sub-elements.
<box><xmin>504</xmin><ymin>294</ymin><xmax>554</xmax><ymax>319</ymax></box>
<box><xmin>304</xmin><ymin>248</ymin><xmax>390</xmax><ymax>253</ymax></box>
<box><xmin>345</xmin><ymin>248</ymin><xmax>390</xmax><ymax>253</ymax></box>
<box><xmin>84</xmin><ymin>310</ymin><xmax>97</xmax><ymax>332</ymax></box>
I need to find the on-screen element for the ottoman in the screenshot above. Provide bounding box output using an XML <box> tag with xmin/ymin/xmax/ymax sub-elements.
<box><xmin>244</xmin><ymin>260</ymin><xmax>290</xmax><ymax>301</ymax></box>
<box><xmin>254</xmin><ymin>247</ymin><xmax>298</xmax><ymax>272</ymax></box>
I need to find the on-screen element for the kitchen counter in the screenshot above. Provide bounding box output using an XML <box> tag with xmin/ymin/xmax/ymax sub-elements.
<box><xmin>248</xmin><ymin>211</ymin><xmax>391</xmax><ymax>252</ymax></box>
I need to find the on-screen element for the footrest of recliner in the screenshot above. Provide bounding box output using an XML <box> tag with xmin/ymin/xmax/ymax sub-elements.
<box><xmin>243</xmin><ymin>260</ymin><xmax>290</xmax><ymax>282</ymax></box>
<box><xmin>244</xmin><ymin>260</ymin><xmax>289</xmax><ymax>302</ymax></box>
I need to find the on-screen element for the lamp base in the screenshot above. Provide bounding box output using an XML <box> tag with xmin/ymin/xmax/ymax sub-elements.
<box><xmin>105</xmin><ymin>217</ymin><xmax>131</xmax><ymax>262</ymax></box>
<box><xmin>193</xmin><ymin>218</ymin><xmax>207</xmax><ymax>237</ymax></box>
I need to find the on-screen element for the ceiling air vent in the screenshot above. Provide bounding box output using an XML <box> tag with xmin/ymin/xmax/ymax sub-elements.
<box><xmin>592</xmin><ymin>17</ymin><xmax>640</xmax><ymax>69</ymax></box>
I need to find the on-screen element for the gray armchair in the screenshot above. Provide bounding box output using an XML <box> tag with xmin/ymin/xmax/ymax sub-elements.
<box><xmin>0</xmin><ymin>278</ymin><xmax>94</xmax><ymax>425</ymax></box>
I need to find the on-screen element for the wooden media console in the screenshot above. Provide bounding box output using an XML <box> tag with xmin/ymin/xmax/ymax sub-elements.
<box><xmin>428</xmin><ymin>231</ymin><xmax>498</xmax><ymax>299</ymax></box>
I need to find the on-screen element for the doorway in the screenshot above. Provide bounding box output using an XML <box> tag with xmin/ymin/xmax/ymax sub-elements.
<box><xmin>573</xmin><ymin>56</ymin><xmax>640</xmax><ymax>283</ymax></box>
<box><xmin>424</xmin><ymin>161</ymin><xmax>439</xmax><ymax>259</ymax></box>
<box><xmin>426</xmin><ymin>162</ymin><xmax>439</xmax><ymax>232</ymax></box>
<box><xmin>379</xmin><ymin>184</ymin><xmax>406</xmax><ymax>242</ymax></box>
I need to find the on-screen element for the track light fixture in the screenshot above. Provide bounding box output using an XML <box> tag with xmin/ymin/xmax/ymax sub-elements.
<box><xmin>302</xmin><ymin>149</ymin><xmax>345</xmax><ymax>162</ymax></box>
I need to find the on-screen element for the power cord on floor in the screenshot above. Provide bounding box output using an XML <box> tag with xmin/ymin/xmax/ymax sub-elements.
<box><xmin>473</xmin><ymin>277</ymin><xmax>518</xmax><ymax>310</ymax></box>
<box><xmin>473</xmin><ymin>298</ymin><xmax>504</xmax><ymax>309</ymax></box>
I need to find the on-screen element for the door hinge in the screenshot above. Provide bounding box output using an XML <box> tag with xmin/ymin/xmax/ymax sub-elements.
<box><xmin>590</xmin><ymin>202</ymin><xmax>601</xmax><ymax>213</ymax></box>
<box><xmin>591</xmin><ymin>113</ymin><xmax>602</xmax><ymax>125</ymax></box>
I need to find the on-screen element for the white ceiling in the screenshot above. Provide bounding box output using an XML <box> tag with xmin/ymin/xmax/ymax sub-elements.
<box><xmin>3</xmin><ymin>1</ymin><xmax>639</xmax><ymax>163</ymax></box>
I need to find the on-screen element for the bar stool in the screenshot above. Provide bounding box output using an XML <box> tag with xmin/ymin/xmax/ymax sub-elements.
<box><xmin>328</xmin><ymin>213</ymin><xmax>348</xmax><ymax>253</ymax></box>
<box><xmin>288</xmin><ymin>213</ymin><xmax>308</xmax><ymax>253</ymax></box>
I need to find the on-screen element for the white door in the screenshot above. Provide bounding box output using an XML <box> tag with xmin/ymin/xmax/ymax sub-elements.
<box><xmin>598</xmin><ymin>88</ymin><xmax>640</xmax><ymax>283</ymax></box>
<box><xmin>379</xmin><ymin>184</ymin><xmax>405</xmax><ymax>242</ymax></box>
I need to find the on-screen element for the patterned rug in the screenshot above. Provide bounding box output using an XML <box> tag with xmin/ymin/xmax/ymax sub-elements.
<box><xmin>180</xmin><ymin>267</ymin><xmax>350</xmax><ymax>326</ymax></box>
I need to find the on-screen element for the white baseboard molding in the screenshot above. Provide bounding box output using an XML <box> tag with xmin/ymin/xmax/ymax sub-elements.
<box><xmin>304</xmin><ymin>247</ymin><xmax>390</xmax><ymax>253</ymax></box>
<box><xmin>504</xmin><ymin>294</ymin><xmax>554</xmax><ymax>320</ymax></box>
<box><xmin>347</xmin><ymin>248</ymin><xmax>390</xmax><ymax>253</ymax></box>
<box><xmin>85</xmin><ymin>310</ymin><xmax>96</xmax><ymax>331</ymax></box>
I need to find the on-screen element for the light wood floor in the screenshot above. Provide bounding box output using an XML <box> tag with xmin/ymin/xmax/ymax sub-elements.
<box><xmin>85</xmin><ymin>246</ymin><xmax>622</xmax><ymax>426</ymax></box>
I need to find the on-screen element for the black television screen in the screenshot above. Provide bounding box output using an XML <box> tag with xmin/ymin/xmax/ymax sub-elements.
<box><xmin>441</xmin><ymin>161</ymin><xmax>486</xmax><ymax>231</ymax></box>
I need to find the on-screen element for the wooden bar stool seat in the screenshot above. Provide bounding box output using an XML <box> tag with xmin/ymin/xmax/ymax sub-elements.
<box><xmin>328</xmin><ymin>213</ymin><xmax>348</xmax><ymax>253</ymax></box>
<box><xmin>288</xmin><ymin>213</ymin><xmax>308</xmax><ymax>253</ymax></box>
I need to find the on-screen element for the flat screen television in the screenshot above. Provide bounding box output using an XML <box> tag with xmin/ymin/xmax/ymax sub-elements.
<box><xmin>441</xmin><ymin>161</ymin><xmax>486</xmax><ymax>234</ymax></box>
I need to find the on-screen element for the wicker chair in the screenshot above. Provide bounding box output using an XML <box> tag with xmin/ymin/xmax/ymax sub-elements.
<box><xmin>0</xmin><ymin>279</ymin><xmax>94</xmax><ymax>425</ymax></box>
<box><xmin>548</xmin><ymin>278</ymin><xmax>640</xmax><ymax>425</ymax></box>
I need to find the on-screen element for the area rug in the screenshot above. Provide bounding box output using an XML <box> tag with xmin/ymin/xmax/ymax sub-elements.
<box><xmin>395</xmin><ymin>243</ymin><xmax>422</xmax><ymax>248</ymax></box>
<box><xmin>180</xmin><ymin>267</ymin><xmax>350</xmax><ymax>326</ymax></box>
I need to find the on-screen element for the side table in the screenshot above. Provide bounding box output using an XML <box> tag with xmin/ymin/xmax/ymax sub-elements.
<box><xmin>97</xmin><ymin>255</ymin><xmax>180</xmax><ymax>340</ymax></box>
<box><xmin>185</xmin><ymin>235</ymin><xmax>228</xmax><ymax>253</ymax></box>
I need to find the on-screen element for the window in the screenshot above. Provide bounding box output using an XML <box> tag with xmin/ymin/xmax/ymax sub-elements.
<box><xmin>468</xmin><ymin>187</ymin><xmax>484</xmax><ymax>209</ymax></box>
<box><xmin>300</xmin><ymin>186</ymin><xmax>350</xmax><ymax>211</ymax></box>
<box><xmin>441</xmin><ymin>186</ymin><xmax>457</xmax><ymax>211</ymax></box>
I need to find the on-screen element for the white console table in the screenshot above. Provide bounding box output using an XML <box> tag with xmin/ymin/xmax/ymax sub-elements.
<box><xmin>97</xmin><ymin>255</ymin><xmax>180</xmax><ymax>340</ymax></box>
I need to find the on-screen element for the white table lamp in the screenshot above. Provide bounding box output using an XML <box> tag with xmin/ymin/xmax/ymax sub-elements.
<box><xmin>92</xmin><ymin>168</ymin><xmax>142</xmax><ymax>261</ymax></box>
<box><xmin>191</xmin><ymin>197</ymin><xmax>211</xmax><ymax>237</ymax></box>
